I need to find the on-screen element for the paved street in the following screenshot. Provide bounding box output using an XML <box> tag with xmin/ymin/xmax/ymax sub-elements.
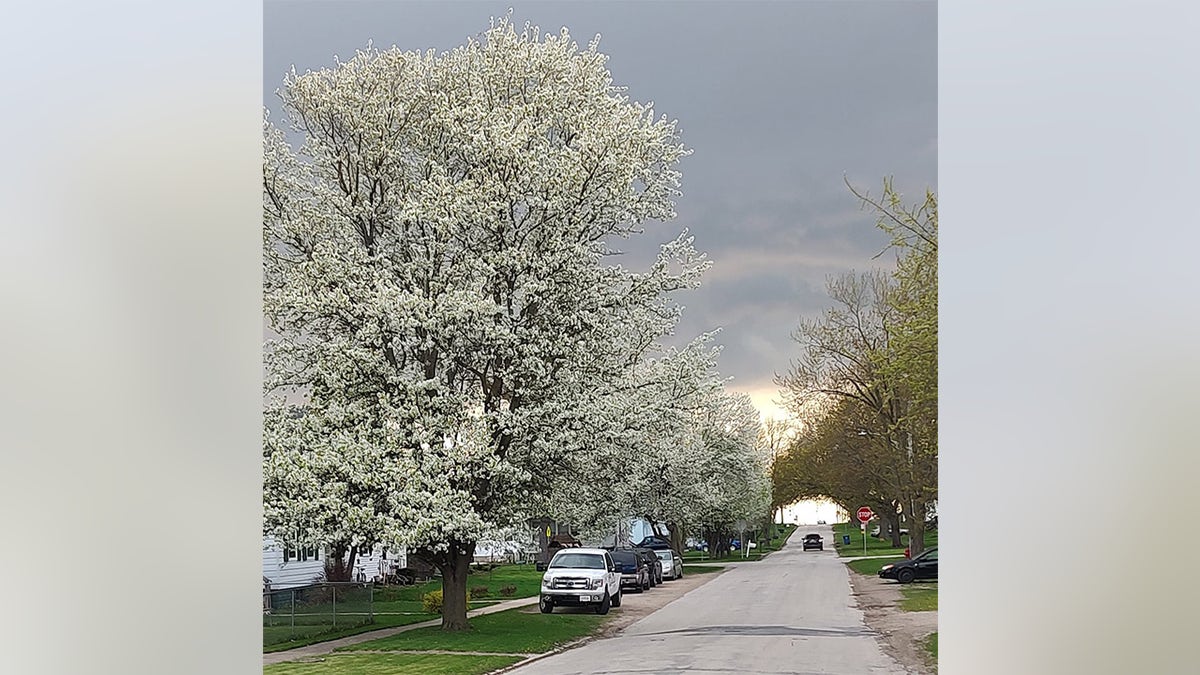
<box><xmin>505</xmin><ymin>527</ymin><xmax>911</xmax><ymax>675</ymax></box>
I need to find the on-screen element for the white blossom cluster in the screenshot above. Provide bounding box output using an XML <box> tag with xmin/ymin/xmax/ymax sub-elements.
<box><xmin>546</xmin><ymin>348</ymin><xmax>773</xmax><ymax>539</ymax></box>
<box><xmin>262</xmin><ymin>17</ymin><xmax>734</xmax><ymax>560</ymax></box>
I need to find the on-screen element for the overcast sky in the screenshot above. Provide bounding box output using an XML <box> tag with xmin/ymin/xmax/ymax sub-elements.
<box><xmin>264</xmin><ymin>0</ymin><xmax>937</xmax><ymax>418</ymax></box>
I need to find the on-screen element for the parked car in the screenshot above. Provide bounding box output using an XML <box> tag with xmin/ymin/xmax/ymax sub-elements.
<box><xmin>655</xmin><ymin>549</ymin><xmax>683</xmax><ymax>580</ymax></box>
<box><xmin>802</xmin><ymin>533</ymin><xmax>823</xmax><ymax>551</ymax></box>
<box><xmin>817</xmin><ymin>519</ymin><xmax>827</xmax><ymax>525</ymax></box>
<box><xmin>539</xmin><ymin>548</ymin><xmax>622</xmax><ymax>614</ymax></box>
<box><xmin>635</xmin><ymin>536</ymin><xmax>672</xmax><ymax>550</ymax></box>
<box><xmin>632</xmin><ymin>547</ymin><xmax>663</xmax><ymax>585</ymax></box>
<box><xmin>608</xmin><ymin>549</ymin><xmax>651</xmax><ymax>593</ymax></box>
<box><xmin>878</xmin><ymin>546</ymin><xmax>937</xmax><ymax>583</ymax></box>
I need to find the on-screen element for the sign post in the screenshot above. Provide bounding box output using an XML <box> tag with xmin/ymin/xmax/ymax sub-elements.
<box><xmin>856</xmin><ymin>507</ymin><xmax>874</xmax><ymax>555</ymax></box>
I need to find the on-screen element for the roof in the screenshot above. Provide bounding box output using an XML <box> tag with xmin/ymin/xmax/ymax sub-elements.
<box><xmin>554</xmin><ymin>547</ymin><xmax>608</xmax><ymax>556</ymax></box>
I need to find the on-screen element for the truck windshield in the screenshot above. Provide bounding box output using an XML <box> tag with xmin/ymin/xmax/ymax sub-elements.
<box><xmin>549</xmin><ymin>553</ymin><xmax>605</xmax><ymax>569</ymax></box>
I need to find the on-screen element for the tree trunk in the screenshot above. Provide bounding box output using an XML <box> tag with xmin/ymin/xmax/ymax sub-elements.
<box><xmin>704</xmin><ymin>529</ymin><xmax>719</xmax><ymax>558</ymax></box>
<box><xmin>884</xmin><ymin>511</ymin><xmax>903</xmax><ymax>547</ymax></box>
<box><xmin>667</xmin><ymin>522</ymin><xmax>684</xmax><ymax>555</ymax></box>
<box><xmin>324</xmin><ymin>542</ymin><xmax>357</xmax><ymax>582</ymax></box>
<box><xmin>908</xmin><ymin>500</ymin><xmax>927</xmax><ymax>556</ymax></box>
<box><xmin>439</xmin><ymin>540</ymin><xmax>475</xmax><ymax>632</ymax></box>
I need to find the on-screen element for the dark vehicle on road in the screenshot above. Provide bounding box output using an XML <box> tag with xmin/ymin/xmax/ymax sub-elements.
<box><xmin>878</xmin><ymin>546</ymin><xmax>938</xmax><ymax>583</ymax></box>
<box><xmin>609</xmin><ymin>549</ymin><xmax>651</xmax><ymax>592</ymax></box>
<box><xmin>802</xmin><ymin>533</ymin><xmax>823</xmax><ymax>551</ymax></box>
<box><xmin>632</xmin><ymin>547</ymin><xmax>663</xmax><ymax>585</ymax></box>
<box><xmin>635</xmin><ymin>535</ymin><xmax>672</xmax><ymax>550</ymax></box>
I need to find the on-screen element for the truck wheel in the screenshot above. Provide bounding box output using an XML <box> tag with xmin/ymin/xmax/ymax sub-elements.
<box><xmin>611</xmin><ymin>589</ymin><xmax>622</xmax><ymax>607</ymax></box>
<box><xmin>595</xmin><ymin>591</ymin><xmax>611</xmax><ymax>615</ymax></box>
<box><xmin>539</xmin><ymin>597</ymin><xmax>554</xmax><ymax>614</ymax></box>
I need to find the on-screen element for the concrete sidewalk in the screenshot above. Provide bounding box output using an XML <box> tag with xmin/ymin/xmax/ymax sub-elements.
<box><xmin>263</xmin><ymin>596</ymin><xmax>539</xmax><ymax>666</ymax></box>
<box><xmin>840</xmin><ymin>554</ymin><xmax>908</xmax><ymax>562</ymax></box>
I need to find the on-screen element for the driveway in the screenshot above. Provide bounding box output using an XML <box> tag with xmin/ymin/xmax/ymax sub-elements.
<box><xmin>505</xmin><ymin>526</ymin><xmax>912</xmax><ymax>674</ymax></box>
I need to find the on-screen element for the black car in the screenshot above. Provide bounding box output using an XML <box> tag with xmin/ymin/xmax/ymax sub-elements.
<box><xmin>802</xmin><ymin>533</ymin><xmax>823</xmax><ymax>551</ymax></box>
<box><xmin>609</xmin><ymin>549</ymin><xmax>651</xmax><ymax>592</ymax></box>
<box><xmin>631</xmin><ymin>547</ymin><xmax>663</xmax><ymax>586</ymax></box>
<box><xmin>878</xmin><ymin>546</ymin><xmax>937</xmax><ymax>583</ymax></box>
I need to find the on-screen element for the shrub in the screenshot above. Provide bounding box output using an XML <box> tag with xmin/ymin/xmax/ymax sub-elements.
<box><xmin>469</xmin><ymin>585</ymin><xmax>490</xmax><ymax>598</ymax></box>
<box><xmin>421</xmin><ymin>589</ymin><xmax>471</xmax><ymax>614</ymax></box>
<box><xmin>499</xmin><ymin>585</ymin><xmax>517</xmax><ymax>597</ymax></box>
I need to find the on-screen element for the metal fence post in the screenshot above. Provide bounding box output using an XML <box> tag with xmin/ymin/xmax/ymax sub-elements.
<box><xmin>290</xmin><ymin>589</ymin><xmax>295</xmax><ymax>639</ymax></box>
<box><xmin>332</xmin><ymin>585</ymin><xmax>337</xmax><ymax>628</ymax></box>
<box><xmin>369</xmin><ymin>583</ymin><xmax>374</xmax><ymax>623</ymax></box>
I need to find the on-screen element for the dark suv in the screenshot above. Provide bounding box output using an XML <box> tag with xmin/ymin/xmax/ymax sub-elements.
<box><xmin>609</xmin><ymin>549</ymin><xmax>651</xmax><ymax>592</ymax></box>
<box><xmin>802</xmin><ymin>533</ymin><xmax>823</xmax><ymax>551</ymax></box>
<box><xmin>632</xmin><ymin>547</ymin><xmax>663</xmax><ymax>585</ymax></box>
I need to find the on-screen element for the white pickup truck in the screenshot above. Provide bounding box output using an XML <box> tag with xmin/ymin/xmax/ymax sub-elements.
<box><xmin>539</xmin><ymin>548</ymin><xmax>622</xmax><ymax>614</ymax></box>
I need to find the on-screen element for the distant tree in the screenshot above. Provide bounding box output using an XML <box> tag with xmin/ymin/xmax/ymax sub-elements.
<box><xmin>778</xmin><ymin>179</ymin><xmax>937</xmax><ymax>553</ymax></box>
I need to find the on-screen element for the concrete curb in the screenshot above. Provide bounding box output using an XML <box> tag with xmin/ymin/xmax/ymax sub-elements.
<box><xmin>487</xmin><ymin>636</ymin><xmax>597</xmax><ymax>675</ymax></box>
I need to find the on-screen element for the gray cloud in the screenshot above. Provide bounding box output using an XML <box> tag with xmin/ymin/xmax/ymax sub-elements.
<box><xmin>264</xmin><ymin>0</ymin><xmax>936</xmax><ymax>411</ymax></box>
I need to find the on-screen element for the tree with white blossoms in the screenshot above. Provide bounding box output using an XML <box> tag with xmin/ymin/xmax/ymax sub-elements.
<box><xmin>543</xmin><ymin>337</ymin><xmax>723</xmax><ymax>547</ymax></box>
<box><xmin>547</xmin><ymin>361</ymin><xmax>772</xmax><ymax>559</ymax></box>
<box><xmin>263</xmin><ymin>17</ymin><xmax>706</xmax><ymax>630</ymax></box>
<box><xmin>687</xmin><ymin>391</ymin><xmax>771</xmax><ymax>556</ymax></box>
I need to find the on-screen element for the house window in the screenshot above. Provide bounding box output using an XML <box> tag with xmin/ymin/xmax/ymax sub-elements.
<box><xmin>283</xmin><ymin>544</ymin><xmax>318</xmax><ymax>562</ymax></box>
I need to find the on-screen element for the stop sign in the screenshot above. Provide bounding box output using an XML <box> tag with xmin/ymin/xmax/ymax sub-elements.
<box><xmin>857</xmin><ymin>507</ymin><xmax>874</xmax><ymax>523</ymax></box>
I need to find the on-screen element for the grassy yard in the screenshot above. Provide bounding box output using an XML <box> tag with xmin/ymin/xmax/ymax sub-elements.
<box><xmin>265</xmin><ymin>614</ymin><xmax>432</xmax><ymax>652</ymax></box>
<box><xmin>681</xmin><ymin>564</ymin><xmax>726</xmax><ymax>575</ymax></box>
<box><xmin>845</xmin><ymin>556</ymin><xmax>906</xmax><ymax>576</ymax></box>
<box><xmin>340</xmin><ymin>606</ymin><xmax>605</xmax><ymax>655</ymax></box>
<box><xmin>899</xmin><ymin>583</ymin><xmax>938</xmax><ymax>612</ymax></box>
<box><xmin>832</xmin><ymin>522</ymin><xmax>938</xmax><ymax>558</ymax></box>
<box><xmin>264</xmin><ymin>653</ymin><xmax>522</xmax><ymax>675</ymax></box>
<box><xmin>265</xmin><ymin>564</ymin><xmax>545</xmax><ymax>653</ymax></box>
<box><xmin>925</xmin><ymin>632</ymin><xmax>938</xmax><ymax>660</ymax></box>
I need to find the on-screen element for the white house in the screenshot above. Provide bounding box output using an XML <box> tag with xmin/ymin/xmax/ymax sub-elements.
<box><xmin>262</xmin><ymin>536</ymin><xmax>325</xmax><ymax>590</ymax></box>
<box><xmin>262</xmin><ymin>537</ymin><xmax>408</xmax><ymax>590</ymax></box>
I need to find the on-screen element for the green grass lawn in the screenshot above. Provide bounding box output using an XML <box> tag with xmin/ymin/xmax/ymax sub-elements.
<box><xmin>681</xmin><ymin>564</ymin><xmax>726</xmax><ymax>575</ymax></box>
<box><xmin>832</xmin><ymin>522</ymin><xmax>938</xmax><ymax>558</ymax></box>
<box><xmin>372</xmin><ymin>564</ymin><xmax>544</xmax><ymax>607</ymax></box>
<box><xmin>845</xmin><ymin>556</ymin><xmax>906</xmax><ymax>576</ymax></box>
<box><xmin>340</xmin><ymin>606</ymin><xmax>605</xmax><ymax>655</ymax></box>
<box><xmin>899</xmin><ymin>583</ymin><xmax>938</xmax><ymax>611</ymax></box>
<box><xmin>265</xmin><ymin>564</ymin><xmax>544</xmax><ymax>653</ymax></box>
<box><xmin>264</xmin><ymin>613</ymin><xmax>438</xmax><ymax>653</ymax></box>
<box><xmin>925</xmin><ymin>632</ymin><xmax>938</xmax><ymax>661</ymax></box>
<box><xmin>264</xmin><ymin>653</ymin><xmax>523</xmax><ymax>675</ymax></box>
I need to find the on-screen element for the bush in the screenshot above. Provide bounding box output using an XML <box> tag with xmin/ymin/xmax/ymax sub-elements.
<box><xmin>469</xmin><ymin>585</ymin><xmax>490</xmax><ymax>598</ymax></box>
<box><xmin>421</xmin><ymin>589</ymin><xmax>471</xmax><ymax>614</ymax></box>
<box><xmin>499</xmin><ymin>585</ymin><xmax>517</xmax><ymax>597</ymax></box>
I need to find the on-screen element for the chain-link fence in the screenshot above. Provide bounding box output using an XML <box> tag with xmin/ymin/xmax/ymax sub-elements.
<box><xmin>263</xmin><ymin>582</ymin><xmax>374</xmax><ymax>647</ymax></box>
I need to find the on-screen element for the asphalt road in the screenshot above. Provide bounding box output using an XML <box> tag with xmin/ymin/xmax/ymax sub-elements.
<box><xmin>505</xmin><ymin>526</ymin><xmax>911</xmax><ymax>675</ymax></box>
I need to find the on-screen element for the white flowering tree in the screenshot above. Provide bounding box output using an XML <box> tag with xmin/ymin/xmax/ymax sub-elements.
<box><xmin>547</xmin><ymin>360</ymin><xmax>773</xmax><ymax>558</ymax></box>
<box><xmin>680</xmin><ymin>391</ymin><xmax>771</xmax><ymax>556</ymax></box>
<box><xmin>263</xmin><ymin>18</ymin><xmax>705</xmax><ymax>630</ymax></box>
<box><xmin>542</xmin><ymin>337</ymin><xmax>722</xmax><ymax>542</ymax></box>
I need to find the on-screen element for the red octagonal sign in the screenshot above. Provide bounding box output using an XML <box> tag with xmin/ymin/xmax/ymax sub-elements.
<box><xmin>857</xmin><ymin>507</ymin><xmax>874</xmax><ymax>523</ymax></box>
